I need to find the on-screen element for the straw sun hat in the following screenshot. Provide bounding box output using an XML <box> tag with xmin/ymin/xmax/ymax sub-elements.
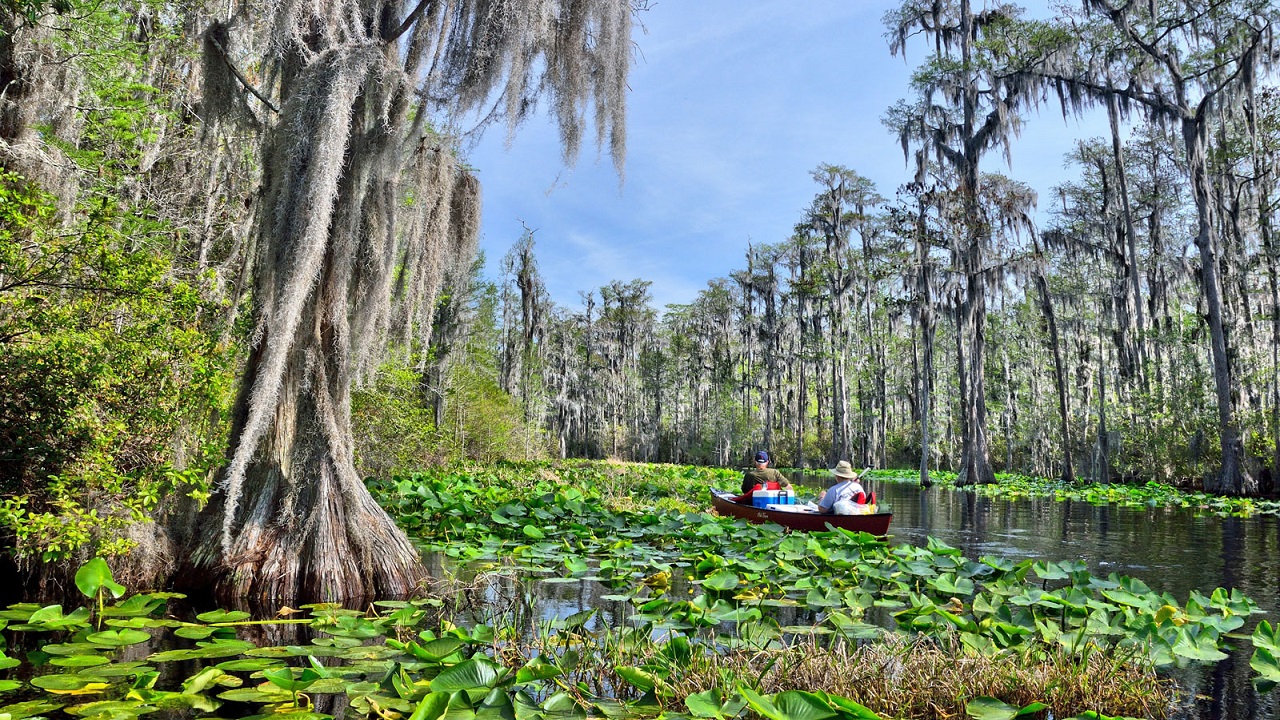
<box><xmin>831</xmin><ymin>460</ymin><xmax>859</xmax><ymax>479</ymax></box>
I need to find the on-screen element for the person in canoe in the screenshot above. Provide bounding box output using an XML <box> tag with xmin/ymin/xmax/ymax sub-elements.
<box><xmin>733</xmin><ymin>450</ymin><xmax>791</xmax><ymax>503</ymax></box>
<box><xmin>817</xmin><ymin>461</ymin><xmax>871</xmax><ymax>514</ymax></box>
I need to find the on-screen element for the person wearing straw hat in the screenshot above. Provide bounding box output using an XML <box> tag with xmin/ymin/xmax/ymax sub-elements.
<box><xmin>817</xmin><ymin>461</ymin><xmax>866</xmax><ymax>515</ymax></box>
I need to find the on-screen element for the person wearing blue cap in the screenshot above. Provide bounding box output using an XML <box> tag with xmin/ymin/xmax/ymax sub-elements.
<box><xmin>738</xmin><ymin>450</ymin><xmax>790</xmax><ymax>496</ymax></box>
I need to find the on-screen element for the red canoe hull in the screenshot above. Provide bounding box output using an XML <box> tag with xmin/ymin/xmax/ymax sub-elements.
<box><xmin>711</xmin><ymin>490</ymin><xmax>892</xmax><ymax>535</ymax></box>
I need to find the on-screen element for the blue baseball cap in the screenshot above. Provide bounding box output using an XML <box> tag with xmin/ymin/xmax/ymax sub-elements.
<box><xmin>754</xmin><ymin>451</ymin><xmax>769</xmax><ymax>463</ymax></box>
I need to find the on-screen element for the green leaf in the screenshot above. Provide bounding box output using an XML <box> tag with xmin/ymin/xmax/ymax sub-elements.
<box><xmin>414</xmin><ymin>637</ymin><xmax>467</xmax><ymax>661</ymax></box>
<box><xmin>49</xmin><ymin>655</ymin><xmax>109</xmax><ymax>668</ymax></box>
<box><xmin>263</xmin><ymin>667</ymin><xmax>320</xmax><ymax>693</ymax></box>
<box><xmin>84</xmin><ymin>629</ymin><xmax>150</xmax><ymax>647</ymax></box>
<box><xmin>514</xmin><ymin>659</ymin><xmax>561</xmax><ymax>684</ymax></box>
<box><xmin>613</xmin><ymin>666</ymin><xmax>658</xmax><ymax>692</ymax></box>
<box><xmin>700</xmin><ymin>570</ymin><xmax>741</xmax><ymax>592</ymax></box>
<box><xmin>0</xmin><ymin>700</ymin><xmax>65</xmax><ymax>720</ymax></box>
<box><xmin>540</xmin><ymin>691</ymin><xmax>582</xmax><ymax>716</ymax></box>
<box><xmin>430</xmin><ymin>659</ymin><xmax>502</xmax><ymax>691</ymax></box>
<box><xmin>1031</xmin><ymin>561</ymin><xmax>1068</xmax><ymax>581</ymax></box>
<box><xmin>74</xmin><ymin>559</ymin><xmax>126</xmax><ymax>600</ymax></box>
<box><xmin>147</xmin><ymin>639</ymin><xmax>257</xmax><ymax>662</ymax></box>
<box><xmin>215</xmin><ymin>657</ymin><xmax>286</xmax><ymax>672</ymax></box>
<box><xmin>29</xmin><ymin>674</ymin><xmax>111</xmax><ymax>694</ymax></box>
<box><xmin>770</xmin><ymin>691</ymin><xmax>838</xmax><ymax>720</ymax></box>
<box><xmin>685</xmin><ymin>690</ymin><xmax>726</xmax><ymax>718</ymax></box>
<box><xmin>1253</xmin><ymin>620</ymin><xmax>1280</xmax><ymax>654</ymax></box>
<box><xmin>737</xmin><ymin>686</ymin><xmax>781</xmax><ymax>720</ymax></box>
<box><xmin>102</xmin><ymin>595</ymin><xmax>166</xmax><ymax>618</ymax></box>
<box><xmin>1172</xmin><ymin>629</ymin><xmax>1227</xmax><ymax>663</ymax></box>
<box><xmin>1251</xmin><ymin>646</ymin><xmax>1280</xmax><ymax>682</ymax></box>
<box><xmin>94</xmin><ymin>663</ymin><xmax>154</xmax><ymax>679</ymax></box>
<box><xmin>476</xmin><ymin>688</ymin><xmax>515</xmax><ymax>720</ymax></box>
<box><xmin>822</xmin><ymin>694</ymin><xmax>881</xmax><ymax>719</ymax></box>
<box><xmin>964</xmin><ymin>697</ymin><xmax>1021</xmax><ymax>720</ymax></box>
<box><xmin>63</xmin><ymin>700</ymin><xmax>156</xmax><ymax>718</ymax></box>
<box><xmin>409</xmin><ymin>691</ymin><xmax>452</xmax><ymax>720</ymax></box>
<box><xmin>558</xmin><ymin>609</ymin><xmax>594</xmax><ymax>631</ymax></box>
<box><xmin>216</xmin><ymin>687</ymin><xmax>292</xmax><ymax>703</ymax></box>
<box><xmin>195</xmin><ymin>610</ymin><xmax>251</xmax><ymax>624</ymax></box>
<box><xmin>173</xmin><ymin>626</ymin><xmax>215</xmax><ymax>640</ymax></box>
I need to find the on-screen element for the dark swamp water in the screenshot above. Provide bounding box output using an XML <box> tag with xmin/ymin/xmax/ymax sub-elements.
<box><xmin>495</xmin><ymin>474</ymin><xmax>1280</xmax><ymax>720</ymax></box>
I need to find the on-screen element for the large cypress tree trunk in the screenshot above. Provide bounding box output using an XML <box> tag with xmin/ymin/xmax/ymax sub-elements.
<box><xmin>186</xmin><ymin>50</ymin><xmax>433</xmax><ymax>604</ymax></box>
<box><xmin>191</xmin><ymin>309</ymin><xmax>426</xmax><ymax>604</ymax></box>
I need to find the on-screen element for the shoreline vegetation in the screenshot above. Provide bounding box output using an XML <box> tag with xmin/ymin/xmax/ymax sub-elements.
<box><xmin>820</xmin><ymin>468</ymin><xmax>1280</xmax><ymax>518</ymax></box>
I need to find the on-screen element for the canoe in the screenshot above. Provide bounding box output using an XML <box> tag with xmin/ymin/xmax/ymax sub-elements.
<box><xmin>710</xmin><ymin>489</ymin><xmax>892</xmax><ymax>535</ymax></box>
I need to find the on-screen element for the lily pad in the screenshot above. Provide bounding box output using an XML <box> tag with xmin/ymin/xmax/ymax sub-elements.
<box><xmin>215</xmin><ymin>658</ymin><xmax>287</xmax><ymax>673</ymax></box>
<box><xmin>49</xmin><ymin>655</ymin><xmax>110</xmax><ymax>668</ymax></box>
<box><xmin>66</xmin><ymin>700</ymin><xmax>158</xmax><ymax>718</ymax></box>
<box><xmin>196</xmin><ymin>610</ymin><xmax>251</xmax><ymax>624</ymax></box>
<box><xmin>85</xmin><ymin>629</ymin><xmax>151</xmax><ymax>647</ymax></box>
<box><xmin>0</xmin><ymin>699</ymin><xmax>66</xmax><ymax>719</ymax></box>
<box><xmin>30</xmin><ymin>674</ymin><xmax>112</xmax><ymax>695</ymax></box>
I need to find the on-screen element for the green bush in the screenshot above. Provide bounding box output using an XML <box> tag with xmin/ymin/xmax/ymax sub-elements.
<box><xmin>443</xmin><ymin>361</ymin><xmax>545</xmax><ymax>463</ymax></box>
<box><xmin>352</xmin><ymin>364</ymin><xmax>446</xmax><ymax>478</ymax></box>
<box><xmin>0</xmin><ymin>171</ymin><xmax>233</xmax><ymax>560</ymax></box>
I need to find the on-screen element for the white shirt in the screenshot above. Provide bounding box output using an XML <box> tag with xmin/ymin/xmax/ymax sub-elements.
<box><xmin>818</xmin><ymin>479</ymin><xmax>865</xmax><ymax>511</ymax></box>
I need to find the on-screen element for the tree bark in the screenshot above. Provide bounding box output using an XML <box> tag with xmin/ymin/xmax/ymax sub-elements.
<box><xmin>1186</xmin><ymin>118</ymin><xmax>1255</xmax><ymax>495</ymax></box>
<box><xmin>1033</xmin><ymin>266</ymin><xmax>1074</xmax><ymax>483</ymax></box>
<box><xmin>189</xmin><ymin>283</ymin><xmax>424</xmax><ymax>605</ymax></box>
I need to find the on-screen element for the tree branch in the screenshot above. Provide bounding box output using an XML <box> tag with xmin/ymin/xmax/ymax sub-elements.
<box><xmin>1195</xmin><ymin>27</ymin><xmax>1265</xmax><ymax>121</ymax></box>
<box><xmin>209</xmin><ymin>36</ymin><xmax>278</xmax><ymax>114</ymax></box>
<box><xmin>384</xmin><ymin>0</ymin><xmax>435</xmax><ymax>43</ymax></box>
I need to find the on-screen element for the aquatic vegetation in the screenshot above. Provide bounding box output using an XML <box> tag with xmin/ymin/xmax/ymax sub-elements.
<box><xmin>0</xmin><ymin>556</ymin><xmax>901</xmax><ymax>720</ymax></box>
<box><xmin>369</xmin><ymin>462</ymin><xmax>1263</xmax><ymax>681</ymax></box>
<box><xmin>0</xmin><ymin>460</ymin><xmax>1264</xmax><ymax>719</ymax></box>
<box><xmin>0</xmin><ymin>555</ymin><xmax>1171</xmax><ymax>720</ymax></box>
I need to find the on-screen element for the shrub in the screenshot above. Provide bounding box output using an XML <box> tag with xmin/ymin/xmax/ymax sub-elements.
<box><xmin>0</xmin><ymin>171</ymin><xmax>233</xmax><ymax>560</ymax></box>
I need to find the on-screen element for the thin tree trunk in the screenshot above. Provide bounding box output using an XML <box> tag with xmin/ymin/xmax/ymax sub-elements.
<box><xmin>919</xmin><ymin>246</ymin><xmax>935</xmax><ymax>488</ymax></box>
<box><xmin>1033</xmin><ymin>268</ymin><xmax>1074</xmax><ymax>483</ymax></box>
<box><xmin>1186</xmin><ymin>119</ymin><xmax>1254</xmax><ymax>495</ymax></box>
<box><xmin>1108</xmin><ymin>94</ymin><xmax>1147</xmax><ymax>387</ymax></box>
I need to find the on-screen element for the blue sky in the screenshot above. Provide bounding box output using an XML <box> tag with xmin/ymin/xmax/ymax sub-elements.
<box><xmin>466</xmin><ymin>1</ymin><xmax>1109</xmax><ymax>310</ymax></box>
